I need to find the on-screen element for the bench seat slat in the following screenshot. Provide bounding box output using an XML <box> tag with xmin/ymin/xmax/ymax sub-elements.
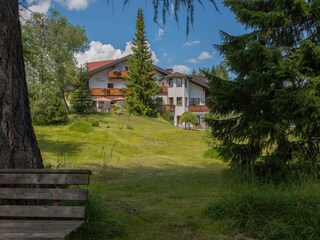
<box><xmin>0</xmin><ymin>173</ymin><xmax>90</xmax><ymax>185</ymax></box>
<box><xmin>0</xmin><ymin>188</ymin><xmax>88</xmax><ymax>201</ymax></box>
<box><xmin>0</xmin><ymin>206</ymin><xmax>85</xmax><ymax>218</ymax></box>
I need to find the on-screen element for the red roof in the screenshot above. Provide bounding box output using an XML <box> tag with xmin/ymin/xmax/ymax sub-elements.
<box><xmin>87</xmin><ymin>60</ymin><xmax>115</xmax><ymax>72</ymax></box>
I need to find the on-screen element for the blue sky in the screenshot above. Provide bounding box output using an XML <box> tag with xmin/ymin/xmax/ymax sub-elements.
<box><xmin>23</xmin><ymin>0</ymin><xmax>246</xmax><ymax>73</ymax></box>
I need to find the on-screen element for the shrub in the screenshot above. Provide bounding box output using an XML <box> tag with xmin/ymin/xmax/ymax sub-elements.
<box><xmin>90</xmin><ymin>119</ymin><xmax>100</xmax><ymax>127</ymax></box>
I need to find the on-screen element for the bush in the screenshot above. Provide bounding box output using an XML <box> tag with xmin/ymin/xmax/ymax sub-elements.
<box><xmin>68</xmin><ymin>121</ymin><xmax>93</xmax><ymax>133</ymax></box>
<box><xmin>90</xmin><ymin>119</ymin><xmax>100</xmax><ymax>127</ymax></box>
<box><xmin>206</xmin><ymin>184</ymin><xmax>320</xmax><ymax>240</ymax></box>
<box><xmin>30</xmin><ymin>84</ymin><xmax>68</xmax><ymax>125</ymax></box>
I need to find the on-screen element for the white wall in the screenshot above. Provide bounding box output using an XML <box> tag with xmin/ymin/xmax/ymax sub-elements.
<box><xmin>189</xmin><ymin>82</ymin><xmax>206</xmax><ymax>104</ymax></box>
<box><xmin>89</xmin><ymin>69</ymin><xmax>108</xmax><ymax>88</ymax></box>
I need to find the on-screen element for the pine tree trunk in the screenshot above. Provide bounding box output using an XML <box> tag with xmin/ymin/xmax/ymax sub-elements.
<box><xmin>0</xmin><ymin>0</ymin><xmax>43</xmax><ymax>169</ymax></box>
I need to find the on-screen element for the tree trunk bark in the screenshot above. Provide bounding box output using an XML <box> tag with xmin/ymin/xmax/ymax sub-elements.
<box><xmin>0</xmin><ymin>0</ymin><xmax>43</xmax><ymax>169</ymax></box>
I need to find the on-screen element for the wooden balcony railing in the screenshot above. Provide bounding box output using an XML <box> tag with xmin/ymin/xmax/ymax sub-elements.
<box><xmin>108</xmin><ymin>70</ymin><xmax>128</xmax><ymax>79</ymax></box>
<box><xmin>165</xmin><ymin>105</ymin><xmax>175</xmax><ymax>112</ymax></box>
<box><xmin>160</xmin><ymin>86</ymin><xmax>168</xmax><ymax>94</ymax></box>
<box><xmin>90</xmin><ymin>88</ymin><xmax>124</xmax><ymax>96</ymax></box>
<box><xmin>188</xmin><ymin>105</ymin><xmax>208</xmax><ymax>112</ymax></box>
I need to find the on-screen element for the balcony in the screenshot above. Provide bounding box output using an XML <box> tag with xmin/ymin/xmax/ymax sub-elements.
<box><xmin>188</xmin><ymin>105</ymin><xmax>208</xmax><ymax>112</ymax></box>
<box><xmin>159</xmin><ymin>86</ymin><xmax>168</xmax><ymax>94</ymax></box>
<box><xmin>90</xmin><ymin>88</ymin><xmax>124</xmax><ymax>96</ymax></box>
<box><xmin>108</xmin><ymin>70</ymin><xmax>128</xmax><ymax>79</ymax></box>
<box><xmin>165</xmin><ymin>105</ymin><xmax>175</xmax><ymax>112</ymax></box>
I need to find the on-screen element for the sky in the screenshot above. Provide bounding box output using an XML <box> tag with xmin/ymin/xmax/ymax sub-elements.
<box><xmin>21</xmin><ymin>0</ymin><xmax>246</xmax><ymax>74</ymax></box>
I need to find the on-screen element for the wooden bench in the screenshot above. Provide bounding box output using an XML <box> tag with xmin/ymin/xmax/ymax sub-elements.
<box><xmin>0</xmin><ymin>169</ymin><xmax>92</xmax><ymax>240</ymax></box>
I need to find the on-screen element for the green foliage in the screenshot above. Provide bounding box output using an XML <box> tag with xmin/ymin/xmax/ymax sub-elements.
<box><xmin>123</xmin><ymin>0</ymin><xmax>218</xmax><ymax>36</ymax></box>
<box><xmin>206</xmin><ymin>184</ymin><xmax>320</xmax><ymax>240</ymax></box>
<box><xmin>206</xmin><ymin>0</ymin><xmax>320</xmax><ymax>180</ymax></box>
<box><xmin>68</xmin><ymin>121</ymin><xmax>93</xmax><ymax>133</ymax></box>
<box><xmin>70</xmin><ymin>89</ymin><xmax>92</xmax><ymax>114</ymax></box>
<box><xmin>90</xmin><ymin>119</ymin><xmax>100</xmax><ymax>127</ymax></box>
<box><xmin>198</xmin><ymin>62</ymin><xmax>230</xmax><ymax>80</ymax></box>
<box><xmin>180</xmin><ymin>112</ymin><xmax>198</xmax><ymax>129</ymax></box>
<box><xmin>22</xmin><ymin>10</ymin><xmax>88</xmax><ymax>110</ymax></box>
<box><xmin>125</xmin><ymin>9</ymin><xmax>160</xmax><ymax>117</ymax></box>
<box><xmin>30</xmin><ymin>84</ymin><xmax>68</xmax><ymax>125</ymax></box>
<box><xmin>112</xmin><ymin>103</ymin><xmax>124</xmax><ymax>115</ymax></box>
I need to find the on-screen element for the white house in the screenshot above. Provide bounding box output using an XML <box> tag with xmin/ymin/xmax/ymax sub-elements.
<box><xmin>87</xmin><ymin>56</ymin><xmax>209</xmax><ymax>129</ymax></box>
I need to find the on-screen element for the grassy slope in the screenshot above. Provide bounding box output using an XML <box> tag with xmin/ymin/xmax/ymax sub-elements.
<box><xmin>35</xmin><ymin>113</ymin><xmax>227</xmax><ymax>239</ymax></box>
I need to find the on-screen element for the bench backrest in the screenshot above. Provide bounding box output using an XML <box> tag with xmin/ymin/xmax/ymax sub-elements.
<box><xmin>0</xmin><ymin>169</ymin><xmax>92</xmax><ymax>220</ymax></box>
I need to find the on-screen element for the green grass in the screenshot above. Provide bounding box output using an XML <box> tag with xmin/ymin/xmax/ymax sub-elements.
<box><xmin>35</xmin><ymin>113</ymin><xmax>320</xmax><ymax>240</ymax></box>
<box><xmin>35</xmin><ymin>113</ymin><xmax>226</xmax><ymax>239</ymax></box>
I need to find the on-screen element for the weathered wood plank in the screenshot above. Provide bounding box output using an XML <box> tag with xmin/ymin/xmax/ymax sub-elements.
<box><xmin>0</xmin><ymin>206</ymin><xmax>85</xmax><ymax>218</ymax></box>
<box><xmin>0</xmin><ymin>188</ymin><xmax>88</xmax><ymax>200</ymax></box>
<box><xmin>0</xmin><ymin>220</ymin><xmax>83</xmax><ymax>233</ymax></box>
<box><xmin>0</xmin><ymin>174</ymin><xmax>90</xmax><ymax>185</ymax></box>
<box><xmin>0</xmin><ymin>169</ymin><xmax>92</xmax><ymax>175</ymax></box>
<box><xmin>0</xmin><ymin>232</ymin><xmax>65</xmax><ymax>239</ymax></box>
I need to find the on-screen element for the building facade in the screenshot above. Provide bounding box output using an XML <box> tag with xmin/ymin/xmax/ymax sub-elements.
<box><xmin>87</xmin><ymin>56</ymin><xmax>209</xmax><ymax>129</ymax></box>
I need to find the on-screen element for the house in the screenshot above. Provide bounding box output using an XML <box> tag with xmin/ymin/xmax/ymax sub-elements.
<box><xmin>87</xmin><ymin>56</ymin><xmax>209</xmax><ymax>129</ymax></box>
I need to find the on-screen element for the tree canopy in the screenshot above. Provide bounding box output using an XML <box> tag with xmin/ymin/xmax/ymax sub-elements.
<box><xmin>206</xmin><ymin>0</ymin><xmax>320</xmax><ymax>180</ymax></box>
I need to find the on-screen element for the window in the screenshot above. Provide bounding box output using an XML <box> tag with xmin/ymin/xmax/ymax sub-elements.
<box><xmin>189</xmin><ymin>98</ymin><xmax>200</xmax><ymax>105</ymax></box>
<box><xmin>177</xmin><ymin>97</ymin><xmax>182</xmax><ymax>106</ymax></box>
<box><xmin>125</xmin><ymin>66</ymin><xmax>129</xmax><ymax>71</ymax></box>
<box><xmin>169</xmin><ymin>97</ymin><xmax>174</xmax><ymax>105</ymax></box>
<box><xmin>176</xmin><ymin>78</ymin><xmax>182</xmax><ymax>87</ymax></box>
<box><xmin>185</xmin><ymin>79</ymin><xmax>188</xmax><ymax>88</ymax></box>
<box><xmin>185</xmin><ymin>97</ymin><xmax>188</xmax><ymax>106</ymax></box>
<box><xmin>115</xmin><ymin>66</ymin><xmax>122</xmax><ymax>71</ymax></box>
<box><xmin>108</xmin><ymin>83</ymin><xmax>114</xmax><ymax>88</ymax></box>
<box><xmin>169</xmin><ymin>79</ymin><xmax>174</xmax><ymax>87</ymax></box>
<box><xmin>92</xmin><ymin>101</ymin><xmax>97</xmax><ymax>107</ymax></box>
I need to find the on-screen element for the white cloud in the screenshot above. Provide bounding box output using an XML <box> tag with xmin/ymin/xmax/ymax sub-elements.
<box><xmin>198</xmin><ymin>51</ymin><xmax>213</xmax><ymax>60</ymax></box>
<box><xmin>20</xmin><ymin>0</ymin><xmax>90</xmax><ymax>19</ymax></box>
<box><xmin>75</xmin><ymin>41</ymin><xmax>159</xmax><ymax>66</ymax></box>
<box><xmin>154</xmin><ymin>28</ymin><xmax>165</xmax><ymax>41</ymax></box>
<box><xmin>186</xmin><ymin>51</ymin><xmax>213</xmax><ymax>64</ymax></box>
<box><xmin>186</xmin><ymin>58</ymin><xmax>199</xmax><ymax>64</ymax></box>
<box><xmin>183</xmin><ymin>40</ymin><xmax>200</xmax><ymax>47</ymax></box>
<box><xmin>55</xmin><ymin>0</ymin><xmax>90</xmax><ymax>11</ymax></box>
<box><xmin>172</xmin><ymin>65</ymin><xmax>192</xmax><ymax>74</ymax></box>
<box><xmin>20</xmin><ymin>0</ymin><xmax>51</xmax><ymax>20</ymax></box>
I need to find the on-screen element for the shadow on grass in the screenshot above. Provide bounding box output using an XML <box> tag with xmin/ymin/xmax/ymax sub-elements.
<box><xmin>71</xmin><ymin>163</ymin><xmax>225</xmax><ymax>240</ymax></box>
<box><xmin>37</xmin><ymin>139</ymin><xmax>86</xmax><ymax>156</ymax></box>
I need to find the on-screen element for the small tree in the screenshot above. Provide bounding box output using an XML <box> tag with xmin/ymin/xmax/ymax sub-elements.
<box><xmin>180</xmin><ymin>112</ymin><xmax>199</xmax><ymax>129</ymax></box>
<box><xmin>125</xmin><ymin>8</ymin><xmax>160</xmax><ymax>117</ymax></box>
<box><xmin>70</xmin><ymin>68</ymin><xmax>92</xmax><ymax>114</ymax></box>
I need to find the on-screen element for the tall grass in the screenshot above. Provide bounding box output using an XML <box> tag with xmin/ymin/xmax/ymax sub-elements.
<box><xmin>206</xmin><ymin>175</ymin><xmax>320</xmax><ymax>240</ymax></box>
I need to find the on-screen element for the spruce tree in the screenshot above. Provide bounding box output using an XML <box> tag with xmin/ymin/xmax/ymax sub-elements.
<box><xmin>126</xmin><ymin>8</ymin><xmax>159</xmax><ymax>117</ymax></box>
<box><xmin>206</xmin><ymin>0</ymin><xmax>320</xmax><ymax>179</ymax></box>
<box><xmin>70</xmin><ymin>68</ymin><xmax>92</xmax><ymax>114</ymax></box>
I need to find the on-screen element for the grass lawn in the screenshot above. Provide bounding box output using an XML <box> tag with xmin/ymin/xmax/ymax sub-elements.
<box><xmin>35</xmin><ymin>113</ymin><xmax>228</xmax><ymax>239</ymax></box>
